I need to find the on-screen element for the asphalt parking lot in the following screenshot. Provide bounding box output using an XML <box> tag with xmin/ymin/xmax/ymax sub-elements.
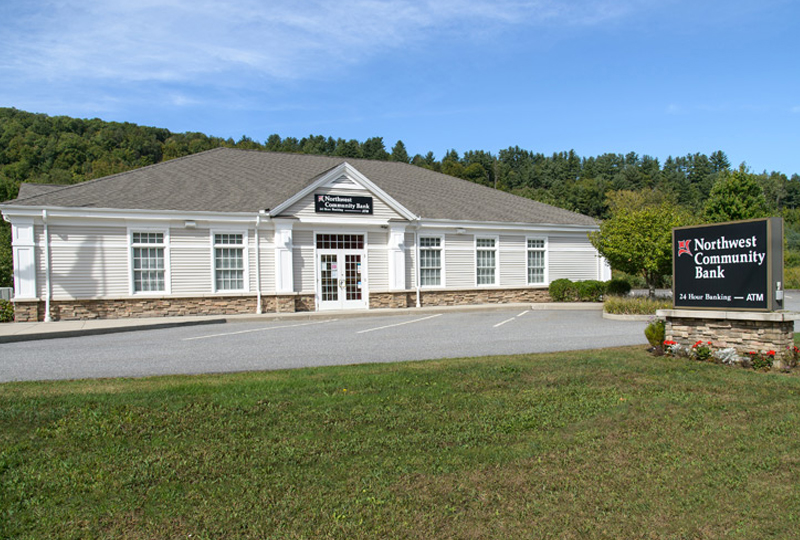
<box><xmin>0</xmin><ymin>307</ymin><xmax>648</xmax><ymax>382</ymax></box>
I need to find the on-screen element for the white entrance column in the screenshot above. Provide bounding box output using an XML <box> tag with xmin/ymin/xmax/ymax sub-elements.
<box><xmin>387</xmin><ymin>224</ymin><xmax>406</xmax><ymax>291</ymax></box>
<box><xmin>10</xmin><ymin>217</ymin><xmax>37</xmax><ymax>300</ymax></box>
<box><xmin>273</xmin><ymin>219</ymin><xmax>295</xmax><ymax>294</ymax></box>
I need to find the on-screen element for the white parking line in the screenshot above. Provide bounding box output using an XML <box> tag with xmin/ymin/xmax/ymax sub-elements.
<box><xmin>183</xmin><ymin>319</ymin><xmax>336</xmax><ymax>341</ymax></box>
<box><xmin>493</xmin><ymin>317</ymin><xmax>517</xmax><ymax>328</ymax></box>
<box><xmin>493</xmin><ymin>310</ymin><xmax>530</xmax><ymax>328</ymax></box>
<box><xmin>356</xmin><ymin>313</ymin><xmax>442</xmax><ymax>334</ymax></box>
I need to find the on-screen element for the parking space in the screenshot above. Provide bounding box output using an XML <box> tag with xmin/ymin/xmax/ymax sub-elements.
<box><xmin>0</xmin><ymin>307</ymin><xmax>649</xmax><ymax>382</ymax></box>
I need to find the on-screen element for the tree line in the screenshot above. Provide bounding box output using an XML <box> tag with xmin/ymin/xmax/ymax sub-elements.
<box><xmin>2</xmin><ymin>106</ymin><xmax>800</xmax><ymax>289</ymax></box>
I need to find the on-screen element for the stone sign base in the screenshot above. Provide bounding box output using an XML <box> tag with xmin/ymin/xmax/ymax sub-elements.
<box><xmin>657</xmin><ymin>309</ymin><xmax>800</xmax><ymax>369</ymax></box>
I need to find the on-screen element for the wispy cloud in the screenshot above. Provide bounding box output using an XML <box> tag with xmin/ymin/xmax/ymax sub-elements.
<box><xmin>1</xmin><ymin>0</ymin><xmax>642</xmax><ymax>86</ymax></box>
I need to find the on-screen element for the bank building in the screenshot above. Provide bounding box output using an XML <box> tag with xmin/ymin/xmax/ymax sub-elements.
<box><xmin>1</xmin><ymin>148</ymin><xmax>610</xmax><ymax>322</ymax></box>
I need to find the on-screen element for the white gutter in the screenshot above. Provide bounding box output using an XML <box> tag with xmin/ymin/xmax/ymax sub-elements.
<box><xmin>42</xmin><ymin>209</ymin><xmax>52</xmax><ymax>322</ymax></box>
<box><xmin>255</xmin><ymin>213</ymin><xmax>263</xmax><ymax>314</ymax></box>
<box><xmin>414</xmin><ymin>219</ymin><xmax>421</xmax><ymax>308</ymax></box>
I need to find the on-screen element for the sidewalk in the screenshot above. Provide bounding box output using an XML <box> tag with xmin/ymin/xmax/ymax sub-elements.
<box><xmin>0</xmin><ymin>302</ymin><xmax>604</xmax><ymax>343</ymax></box>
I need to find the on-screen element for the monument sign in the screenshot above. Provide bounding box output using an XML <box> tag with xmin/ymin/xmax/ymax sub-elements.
<box><xmin>672</xmin><ymin>217</ymin><xmax>784</xmax><ymax>311</ymax></box>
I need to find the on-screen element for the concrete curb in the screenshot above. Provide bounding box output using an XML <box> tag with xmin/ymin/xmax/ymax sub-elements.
<box><xmin>602</xmin><ymin>312</ymin><xmax>654</xmax><ymax>322</ymax></box>
<box><xmin>0</xmin><ymin>318</ymin><xmax>228</xmax><ymax>344</ymax></box>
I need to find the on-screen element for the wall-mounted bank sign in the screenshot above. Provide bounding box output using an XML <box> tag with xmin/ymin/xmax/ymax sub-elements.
<box><xmin>315</xmin><ymin>194</ymin><xmax>373</xmax><ymax>215</ymax></box>
<box><xmin>673</xmin><ymin>217</ymin><xmax>783</xmax><ymax>311</ymax></box>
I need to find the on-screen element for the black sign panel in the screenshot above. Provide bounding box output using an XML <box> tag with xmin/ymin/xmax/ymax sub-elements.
<box><xmin>673</xmin><ymin>218</ymin><xmax>781</xmax><ymax>311</ymax></box>
<box><xmin>314</xmin><ymin>194</ymin><xmax>373</xmax><ymax>215</ymax></box>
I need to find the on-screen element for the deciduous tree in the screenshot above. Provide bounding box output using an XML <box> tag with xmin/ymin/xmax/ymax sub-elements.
<box><xmin>589</xmin><ymin>203</ymin><xmax>694</xmax><ymax>297</ymax></box>
<box><xmin>703</xmin><ymin>165</ymin><xmax>769</xmax><ymax>223</ymax></box>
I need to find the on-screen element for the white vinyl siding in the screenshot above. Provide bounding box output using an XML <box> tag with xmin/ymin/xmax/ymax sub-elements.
<box><xmin>293</xmin><ymin>230</ymin><xmax>315</xmax><ymax>293</ymax></box>
<box><xmin>444</xmin><ymin>234</ymin><xmax>474</xmax><ymax>288</ymax></box>
<box><xmin>498</xmin><ymin>235</ymin><xmax>525</xmax><ymax>288</ymax></box>
<box><xmin>259</xmin><ymin>232</ymin><xmax>276</xmax><ymax>294</ymax></box>
<box><xmin>476</xmin><ymin>237</ymin><xmax>497</xmax><ymax>286</ymax></box>
<box><xmin>170</xmin><ymin>228</ymin><xmax>212</xmax><ymax>296</ymax></box>
<box><xmin>368</xmin><ymin>231</ymin><xmax>388</xmax><ymax>291</ymax></box>
<box><xmin>548</xmin><ymin>235</ymin><xmax>600</xmax><ymax>281</ymax></box>
<box><xmin>45</xmin><ymin>225</ymin><xmax>129</xmax><ymax>299</ymax></box>
<box><xmin>405</xmin><ymin>232</ymin><xmax>417</xmax><ymax>287</ymax></box>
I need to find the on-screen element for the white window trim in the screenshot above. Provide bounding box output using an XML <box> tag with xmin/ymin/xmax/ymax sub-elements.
<box><xmin>475</xmin><ymin>235</ymin><xmax>499</xmax><ymax>287</ymax></box>
<box><xmin>128</xmin><ymin>227</ymin><xmax>171</xmax><ymax>295</ymax></box>
<box><xmin>419</xmin><ymin>234</ymin><xmax>445</xmax><ymax>288</ymax></box>
<box><xmin>211</xmin><ymin>229</ymin><xmax>250</xmax><ymax>293</ymax></box>
<box><xmin>526</xmin><ymin>235</ymin><xmax>549</xmax><ymax>286</ymax></box>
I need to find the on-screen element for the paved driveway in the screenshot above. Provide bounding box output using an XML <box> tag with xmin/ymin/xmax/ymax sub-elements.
<box><xmin>0</xmin><ymin>308</ymin><xmax>647</xmax><ymax>382</ymax></box>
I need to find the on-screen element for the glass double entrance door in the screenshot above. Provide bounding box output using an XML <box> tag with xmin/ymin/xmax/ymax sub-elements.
<box><xmin>317</xmin><ymin>234</ymin><xmax>367</xmax><ymax>310</ymax></box>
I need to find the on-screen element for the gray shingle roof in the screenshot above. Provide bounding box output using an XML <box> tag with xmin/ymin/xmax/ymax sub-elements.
<box><xmin>14</xmin><ymin>183</ymin><xmax>65</xmax><ymax>199</ymax></box>
<box><xmin>4</xmin><ymin>148</ymin><xmax>597</xmax><ymax>226</ymax></box>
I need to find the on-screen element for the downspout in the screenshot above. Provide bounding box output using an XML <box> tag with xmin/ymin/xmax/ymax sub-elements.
<box><xmin>255</xmin><ymin>213</ymin><xmax>262</xmax><ymax>314</ymax></box>
<box><xmin>42</xmin><ymin>209</ymin><xmax>52</xmax><ymax>322</ymax></box>
<box><xmin>414</xmin><ymin>219</ymin><xmax>421</xmax><ymax>308</ymax></box>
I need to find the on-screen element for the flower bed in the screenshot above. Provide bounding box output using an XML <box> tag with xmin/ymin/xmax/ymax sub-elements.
<box><xmin>661</xmin><ymin>339</ymin><xmax>797</xmax><ymax>372</ymax></box>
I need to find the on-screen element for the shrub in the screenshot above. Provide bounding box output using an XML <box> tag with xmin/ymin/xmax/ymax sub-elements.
<box><xmin>549</xmin><ymin>279</ymin><xmax>577</xmax><ymax>302</ymax></box>
<box><xmin>0</xmin><ymin>299</ymin><xmax>13</xmax><ymax>323</ymax></box>
<box><xmin>550</xmin><ymin>279</ymin><xmax>609</xmax><ymax>302</ymax></box>
<box><xmin>576</xmin><ymin>280</ymin><xmax>606</xmax><ymax>302</ymax></box>
<box><xmin>612</xmin><ymin>271</ymin><xmax>646</xmax><ymax>289</ymax></box>
<box><xmin>644</xmin><ymin>318</ymin><xmax>665</xmax><ymax>349</ymax></box>
<box><xmin>605</xmin><ymin>278</ymin><xmax>632</xmax><ymax>297</ymax></box>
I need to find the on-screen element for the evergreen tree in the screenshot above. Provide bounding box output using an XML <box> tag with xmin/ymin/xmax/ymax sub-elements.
<box><xmin>361</xmin><ymin>137</ymin><xmax>389</xmax><ymax>161</ymax></box>
<box><xmin>390</xmin><ymin>140</ymin><xmax>410</xmax><ymax>163</ymax></box>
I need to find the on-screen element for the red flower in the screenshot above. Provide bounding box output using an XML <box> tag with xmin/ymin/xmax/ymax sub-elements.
<box><xmin>767</xmin><ymin>350</ymin><xmax>776</xmax><ymax>356</ymax></box>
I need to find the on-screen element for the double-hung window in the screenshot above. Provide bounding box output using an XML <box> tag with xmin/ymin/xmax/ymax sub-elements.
<box><xmin>214</xmin><ymin>233</ymin><xmax>246</xmax><ymax>291</ymax></box>
<box><xmin>419</xmin><ymin>236</ymin><xmax>442</xmax><ymax>287</ymax></box>
<box><xmin>131</xmin><ymin>231</ymin><xmax>166</xmax><ymax>293</ymax></box>
<box><xmin>527</xmin><ymin>238</ymin><xmax>546</xmax><ymax>285</ymax></box>
<box><xmin>476</xmin><ymin>237</ymin><xmax>497</xmax><ymax>286</ymax></box>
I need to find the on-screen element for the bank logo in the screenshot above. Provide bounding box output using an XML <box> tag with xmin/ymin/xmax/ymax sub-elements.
<box><xmin>678</xmin><ymin>239</ymin><xmax>692</xmax><ymax>257</ymax></box>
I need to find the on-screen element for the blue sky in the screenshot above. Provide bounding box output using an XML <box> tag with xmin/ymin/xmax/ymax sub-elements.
<box><xmin>1</xmin><ymin>0</ymin><xmax>798</xmax><ymax>175</ymax></box>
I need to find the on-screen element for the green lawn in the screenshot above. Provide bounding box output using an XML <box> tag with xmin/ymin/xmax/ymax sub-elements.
<box><xmin>3</xmin><ymin>347</ymin><xmax>800</xmax><ymax>539</ymax></box>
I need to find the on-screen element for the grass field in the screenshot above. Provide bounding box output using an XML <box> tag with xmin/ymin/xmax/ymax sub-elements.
<box><xmin>3</xmin><ymin>346</ymin><xmax>800</xmax><ymax>539</ymax></box>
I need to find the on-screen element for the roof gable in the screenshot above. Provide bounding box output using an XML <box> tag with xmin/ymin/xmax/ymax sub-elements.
<box><xmin>269</xmin><ymin>162</ymin><xmax>417</xmax><ymax>221</ymax></box>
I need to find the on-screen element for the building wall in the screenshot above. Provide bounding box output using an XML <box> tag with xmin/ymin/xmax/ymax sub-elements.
<box><xmin>292</xmin><ymin>230</ymin><xmax>316</xmax><ymax>294</ymax></box>
<box><xmin>549</xmin><ymin>235</ymin><xmax>602</xmax><ymax>281</ymax></box>
<box><xmin>171</xmin><ymin>227</ymin><xmax>213</xmax><ymax>296</ymax></box>
<box><xmin>368</xmin><ymin>231</ymin><xmax>389</xmax><ymax>291</ymax></box>
<box><xmin>10</xmin><ymin>215</ymin><xmax>603</xmax><ymax>321</ymax></box>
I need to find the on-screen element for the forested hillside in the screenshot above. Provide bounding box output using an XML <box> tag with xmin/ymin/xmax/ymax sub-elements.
<box><xmin>2</xmin><ymin>106</ymin><xmax>800</xmax><ymax>289</ymax></box>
